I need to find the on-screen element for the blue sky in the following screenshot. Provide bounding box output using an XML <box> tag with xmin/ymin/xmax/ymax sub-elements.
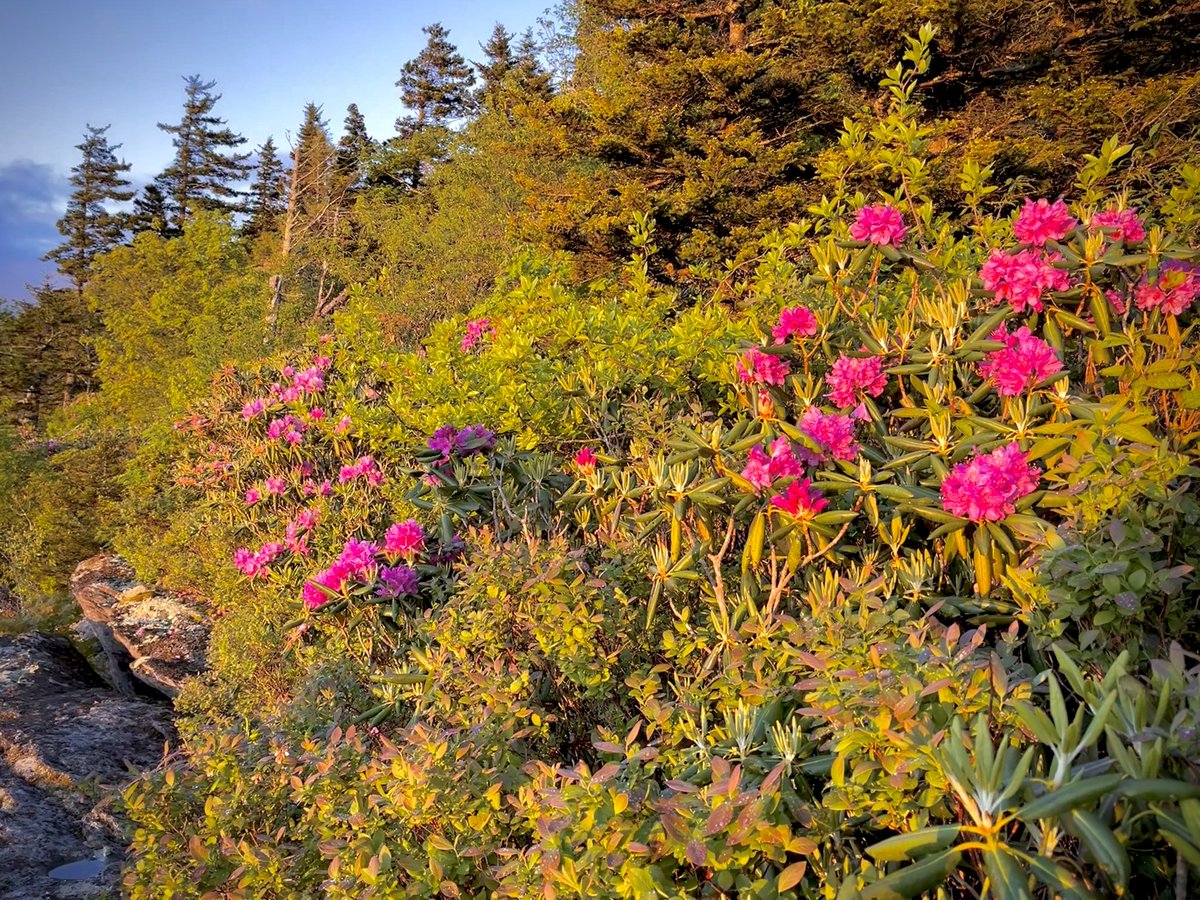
<box><xmin>0</xmin><ymin>0</ymin><xmax>553</xmax><ymax>301</ymax></box>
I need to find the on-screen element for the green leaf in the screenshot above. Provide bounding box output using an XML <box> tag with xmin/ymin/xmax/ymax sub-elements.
<box><xmin>860</xmin><ymin>849</ymin><xmax>962</xmax><ymax>900</ymax></box>
<box><xmin>983</xmin><ymin>847</ymin><xmax>1033</xmax><ymax>900</ymax></box>
<box><xmin>865</xmin><ymin>826</ymin><xmax>961</xmax><ymax>862</ymax></box>
<box><xmin>1065</xmin><ymin>808</ymin><xmax>1129</xmax><ymax>890</ymax></box>
<box><xmin>1114</xmin><ymin>779</ymin><xmax>1200</xmax><ymax>803</ymax></box>
<box><xmin>1017</xmin><ymin>774</ymin><xmax>1123</xmax><ymax>820</ymax></box>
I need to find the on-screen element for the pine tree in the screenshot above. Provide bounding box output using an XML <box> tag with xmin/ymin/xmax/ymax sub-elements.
<box><xmin>45</xmin><ymin>125</ymin><xmax>134</xmax><ymax>291</ymax></box>
<box><xmin>130</xmin><ymin>183</ymin><xmax>171</xmax><ymax>236</ymax></box>
<box><xmin>513</xmin><ymin>29</ymin><xmax>554</xmax><ymax>100</ymax></box>
<box><xmin>155</xmin><ymin>75</ymin><xmax>251</xmax><ymax>230</ymax></box>
<box><xmin>244</xmin><ymin>137</ymin><xmax>286</xmax><ymax>239</ymax></box>
<box><xmin>395</xmin><ymin>23</ymin><xmax>477</xmax><ymax>136</ymax></box>
<box><xmin>475</xmin><ymin>24</ymin><xmax>515</xmax><ymax>109</ymax></box>
<box><xmin>293</xmin><ymin>104</ymin><xmax>338</xmax><ymax>219</ymax></box>
<box><xmin>337</xmin><ymin>103</ymin><xmax>375</xmax><ymax>181</ymax></box>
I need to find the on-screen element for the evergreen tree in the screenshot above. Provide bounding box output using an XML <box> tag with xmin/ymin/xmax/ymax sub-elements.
<box><xmin>512</xmin><ymin>29</ymin><xmax>554</xmax><ymax>100</ymax></box>
<box><xmin>244</xmin><ymin>136</ymin><xmax>286</xmax><ymax>239</ymax></box>
<box><xmin>395</xmin><ymin>23</ymin><xmax>476</xmax><ymax>136</ymax></box>
<box><xmin>130</xmin><ymin>183</ymin><xmax>171</xmax><ymax>236</ymax></box>
<box><xmin>293</xmin><ymin>104</ymin><xmax>339</xmax><ymax>219</ymax></box>
<box><xmin>155</xmin><ymin>75</ymin><xmax>252</xmax><ymax>230</ymax></box>
<box><xmin>336</xmin><ymin>103</ymin><xmax>375</xmax><ymax>181</ymax></box>
<box><xmin>0</xmin><ymin>284</ymin><xmax>100</xmax><ymax>425</ymax></box>
<box><xmin>475</xmin><ymin>24</ymin><xmax>515</xmax><ymax>109</ymax></box>
<box><xmin>45</xmin><ymin>125</ymin><xmax>134</xmax><ymax>292</ymax></box>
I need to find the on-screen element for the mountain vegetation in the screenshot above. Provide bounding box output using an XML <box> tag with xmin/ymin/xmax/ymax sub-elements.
<box><xmin>2</xmin><ymin>3</ymin><xmax>1200</xmax><ymax>896</ymax></box>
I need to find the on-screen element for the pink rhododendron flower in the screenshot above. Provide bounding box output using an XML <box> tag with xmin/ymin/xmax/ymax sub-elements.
<box><xmin>850</xmin><ymin>204</ymin><xmax>906</xmax><ymax>246</ymax></box>
<box><xmin>767</xmin><ymin>437</ymin><xmax>804</xmax><ymax>480</ymax></box>
<box><xmin>427</xmin><ymin>425</ymin><xmax>497</xmax><ymax>459</ymax></box>
<box><xmin>1090</xmin><ymin>208</ymin><xmax>1145</xmax><ymax>244</ymax></box>
<box><xmin>772</xmin><ymin>306</ymin><xmax>818</xmax><ymax>344</ymax></box>
<box><xmin>1134</xmin><ymin>261</ymin><xmax>1200</xmax><ymax>316</ymax></box>
<box><xmin>743</xmin><ymin>439</ymin><xmax>808</xmax><ymax>491</ymax></box>
<box><xmin>575</xmin><ymin>447</ymin><xmax>597</xmax><ymax>471</ymax></box>
<box><xmin>769</xmin><ymin>479</ymin><xmax>828</xmax><ymax>519</ymax></box>
<box><xmin>244</xmin><ymin>488</ymin><xmax>261</xmax><ymax>506</ymax></box>
<box><xmin>282</xmin><ymin>366</ymin><xmax>296</xmax><ymax>378</ymax></box>
<box><xmin>384</xmin><ymin>519</ymin><xmax>425</xmax><ymax>559</ymax></box>
<box><xmin>280</xmin><ymin>385</ymin><xmax>301</xmax><ymax>404</ymax></box>
<box><xmin>242</xmin><ymin>398</ymin><xmax>266</xmax><ymax>420</ymax></box>
<box><xmin>339</xmin><ymin>456</ymin><xmax>383</xmax><ymax>486</ymax></box>
<box><xmin>302</xmin><ymin>566</ymin><xmax>346</xmax><ymax>610</ymax></box>
<box><xmin>978</xmin><ymin>326</ymin><xmax>1063</xmax><ymax>397</ymax></box>
<box><xmin>940</xmin><ymin>443</ymin><xmax>1039</xmax><ymax>522</ymax></box>
<box><xmin>233</xmin><ymin>542</ymin><xmax>284</xmax><ymax>578</ymax></box>
<box><xmin>313</xmin><ymin>355</ymin><xmax>332</xmax><ymax>370</ymax></box>
<box><xmin>736</xmin><ymin>349</ymin><xmax>791</xmax><ymax>387</ymax></box>
<box><xmin>980</xmin><ymin>249</ymin><xmax>1071</xmax><ymax>313</ymax></box>
<box><xmin>335</xmin><ymin>416</ymin><xmax>352</xmax><ymax>435</ymax></box>
<box><xmin>309</xmin><ymin>407</ymin><xmax>326</xmax><ymax>420</ymax></box>
<box><xmin>741</xmin><ymin>444</ymin><xmax>773</xmax><ymax>491</ymax></box>
<box><xmin>826</xmin><ymin>354</ymin><xmax>888</xmax><ymax>408</ymax></box>
<box><xmin>376</xmin><ymin>565</ymin><xmax>419</xmax><ymax>599</ymax></box>
<box><xmin>460</xmin><ymin>318</ymin><xmax>496</xmax><ymax>352</ymax></box>
<box><xmin>267</xmin><ymin>415</ymin><xmax>306</xmax><ymax>445</ymax></box>
<box><xmin>265</xmin><ymin>477</ymin><xmax>287</xmax><ymax>495</ymax></box>
<box><xmin>800</xmin><ymin>408</ymin><xmax>860</xmax><ymax>461</ymax></box>
<box><xmin>337</xmin><ymin>539</ymin><xmax>380</xmax><ymax>581</ymax></box>
<box><xmin>1013</xmin><ymin>198</ymin><xmax>1077</xmax><ymax>246</ymax></box>
<box><xmin>293</xmin><ymin>366</ymin><xmax>325</xmax><ymax>395</ymax></box>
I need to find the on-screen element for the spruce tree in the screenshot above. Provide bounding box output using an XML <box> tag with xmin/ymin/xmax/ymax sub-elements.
<box><xmin>244</xmin><ymin>137</ymin><xmax>286</xmax><ymax>239</ymax></box>
<box><xmin>130</xmin><ymin>184</ymin><xmax>170</xmax><ymax>235</ymax></box>
<box><xmin>45</xmin><ymin>125</ymin><xmax>134</xmax><ymax>292</ymax></box>
<box><xmin>513</xmin><ymin>29</ymin><xmax>554</xmax><ymax>100</ymax></box>
<box><xmin>155</xmin><ymin>75</ymin><xmax>251</xmax><ymax>230</ymax></box>
<box><xmin>395</xmin><ymin>23</ymin><xmax>476</xmax><ymax>136</ymax></box>
<box><xmin>336</xmin><ymin>103</ymin><xmax>375</xmax><ymax>181</ymax></box>
<box><xmin>294</xmin><ymin>104</ymin><xmax>338</xmax><ymax>219</ymax></box>
<box><xmin>475</xmin><ymin>24</ymin><xmax>515</xmax><ymax>109</ymax></box>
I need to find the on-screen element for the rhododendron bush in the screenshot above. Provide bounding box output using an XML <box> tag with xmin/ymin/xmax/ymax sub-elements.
<box><xmin>123</xmin><ymin>32</ymin><xmax>1200</xmax><ymax>900</ymax></box>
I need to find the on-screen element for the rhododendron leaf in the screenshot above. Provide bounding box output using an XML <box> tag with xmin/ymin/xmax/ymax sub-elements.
<box><xmin>1051</xmin><ymin>309</ymin><xmax>1095</xmax><ymax>334</ymax></box>
<box><xmin>866</xmin><ymin>826</ymin><xmax>961</xmax><ymax>862</ymax></box>
<box><xmin>860</xmin><ymin>849</ymin><xmax>961</xmax><ymax>899</ymax></box>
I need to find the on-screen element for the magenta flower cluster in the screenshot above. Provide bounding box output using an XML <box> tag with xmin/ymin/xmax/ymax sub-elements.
<box><xmin>1013</xmin><ymin>198</ymin><xmax>1077</xmax><ymax>246</ymax></box>
<box><xmin>383</xmin><ymin>518</ymin><xmax>425</xmax><ymax>559</ymax></box>
<box><xmin>267</xmin><ymin>414</ymin><xmax>307</xmax><ymax>445</ymax></box>
<box><xmin>770</xmin><ymin>479</ymin><xmax>829</xmax><ymax>519</ymax></box>
<box><xmin>826</xmin><ymin>354</ymin><xmax>888</xmax><ymax>408</ymax></box>
<box><xmin>427</xmin><ymin>425</ymin><xmax>497</xmax><ymax>460</ymax></box>
<box><xmin>1090</xmin><ymin>208</ymin><xmax>1145</xmax><ymax>244</ymax></box>
<box><xmin>741</xmin><ymin>438</ymin><xmax>805</xmax><ymax>491</ymax></box>
<box><xmin>980</xmin><ymin>249</ymin><xmax>1071</xmax><ymax>314</ymax></box>
<box><xmin>737</xmin><ymin>349</ymin><xmax>791</xmax><ymax>387</ymax></box>
<box><xmin>575</xmin><ymin>447</ymin><xmax>598</xmax><ymax>471</ymax></box>
<box><xmin>460</xmin><ymin>318</ymin><xmax>495</xmax><ymax>352</ymax></box>
<box><xmin>302</xmin><ymin>524</ymin><xmax>426</xmax><ymax>610</ymax></box>
<box><xmin>978</xmin><ymin>325</ymin><xmax>1063</xmax><ymax>397</ymax></box>
<box><xmin>338</xmin><ymin>456</ymin><xmax>384</xmax><ymax>486</ymax></box>
<box><xmin>233</xmin><ymin>541</ymin><xmax>284</xmax><ymax>579</ymax></box>
<box><xmin>772</xmin><ymin>306</ymin><xmax>818</xmax><ymax>343</ymax></box>
<box><xmin>850</xmin><ymin>204</ymin><xmax>907</xmax><ymax>246</ymax></box>
<box><xmin>941</xmin><ymin>443</ymin><xmax>1040</xmax><ymax>522</ymax></box>
<box><xmin>799</xmin><ymin>408</ymin><xmax>859</xmax><ymax>461</ymax></box>
<box><xmin>1134</xmin><ymin>261</ymin><xmax>1200</xmax><ymax>316</ymax></box>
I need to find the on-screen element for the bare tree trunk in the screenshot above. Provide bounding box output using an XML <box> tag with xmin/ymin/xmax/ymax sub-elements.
<box><xmin>266</xmin><ymin>142</ymin><xmax>301</xmax><ymax>348</ymax></box>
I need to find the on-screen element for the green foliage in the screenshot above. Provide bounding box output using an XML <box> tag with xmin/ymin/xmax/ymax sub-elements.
<box><xmin>87</xmin><ymin>214</ymin><xmax>271</xmax><ymax>431</ymax></box>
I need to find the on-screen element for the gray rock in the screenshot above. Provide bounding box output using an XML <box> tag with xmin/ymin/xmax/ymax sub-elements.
<box><xmin>70</xmin><ymin>554</ymin><xmax>209</xmax><ymax>697</ymax></box>
<box><xmin>0</xmin><ymin>631</ymin><xmax>174</xmax><ymax>899</ymax></box>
